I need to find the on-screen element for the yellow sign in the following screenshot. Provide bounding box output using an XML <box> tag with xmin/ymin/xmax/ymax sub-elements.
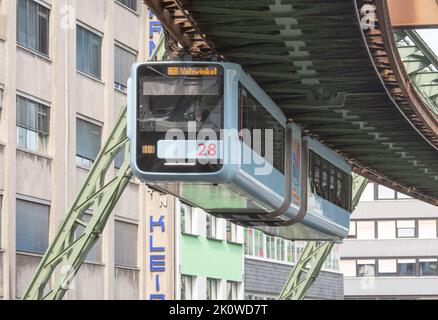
<box><xmin>167</xmin><ymin>66</ymin><xmax>219</xmax><ymax>77</ymax></box>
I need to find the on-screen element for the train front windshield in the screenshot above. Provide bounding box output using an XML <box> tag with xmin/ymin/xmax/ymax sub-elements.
<box><xmin>136</xmin><ymin>64</ymin><xmax>224</xmax><ymax>173</ymax></box>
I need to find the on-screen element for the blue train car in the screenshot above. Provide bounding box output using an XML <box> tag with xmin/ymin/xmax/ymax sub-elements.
<box><xmin>127</xmin><ymin>61</ymin><xmax>352</xmax><ymax>240</ymax></box>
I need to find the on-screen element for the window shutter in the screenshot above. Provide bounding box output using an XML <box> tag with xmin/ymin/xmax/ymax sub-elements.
<box><xmin>16</xmin><ymin>199</ymin><xmax>50</xmax><ymax>254</ymax></box>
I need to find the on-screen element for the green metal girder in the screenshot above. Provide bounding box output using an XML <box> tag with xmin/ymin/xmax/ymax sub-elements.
<box><xmin>396</xmin><ymin>30</ymin><xmax>438</xmax><ymax>116</ymax></box>
<box><xmin>23</xmin><ymin>107</ymin><xmax>132</xmax><ymax>300</ymax></box>
<box><xmin>398</xmin><ymin>46</ymin><xmax>419</xmax><ymax>59</ymax></box>
<box><xmin>278</xmin><ymin>241</ymin><xmax>335</xmax><ymax>300</ymax></box>
<box><xmin>420</xmin><ymin>84</ymin><xmax>438</xmax><ymax>98</ymax></box>
<box><xmin>413</xmin><ymin>72</ymin><xmax>438</xmax><ymax>86</ymax></box>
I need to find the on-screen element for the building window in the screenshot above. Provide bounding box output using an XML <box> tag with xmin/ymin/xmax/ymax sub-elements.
<box><xmin>419</xmin><ymin>259</ymin><xmax>437</xmax><ymax>276</ymax></box>
<box><xmin>114</xmin><ymin>128</ymin><xmax>127</xmax><ymax>169</ymax></box>
<box><xmin>276</xmin><ymin>238</ymin><xmax>285</xmax><ymax>261</ymax></box>
<box><xmin>356</xmin><ymin>221</ymin><xmax>375</xmax><ymax>239</ymax></box>
<box><xmin>206</xmin><ymin>278</ymin><xmax>218</xmax><ymax>300</ymax></box>
<box><xmin>17</xmin><ymin>0</ymin><xmax>49</xmax><ymax>55</ymax></box>
<box><xmin>76</xmin><ymin>24</ymin><xmax>102</xmax><ymax>79</ymax></box>
<box><xmin>377</xmin><ymin>220</ymin><xmax>396</xmax><ymax>239</ymax></box>
<box><xmin>396</xmin><ymin>192</ymin><xmax>411</xmax><ymax>199</ymax></box>
<box><xmin>206</xmin><ymin>214</ymin><xmax>216</xmax><ymax>239</ymax></box>
<box><xmin>378</xmin><ymin>259</ymin><xmax>397</xmax><ymax>277</ymax></box>
<box><xmin>115</xmin><ymin>45</ymin><xmax>136</xmax><ymax>91</ymax></box>
<box><xmin>114</xmin><ymin>146</ymin><xmax>125</xmax><ymax>169</ymax></box>
<box><xmin>266</xmin><ymin>235</ymin><xmax>275</xmax><ymax>260</ymax></box>
<box><xmin>16</xmin><ymin>95</ymin><xmax>50</xmax><ymax>154</ymax></box>
<box><xmin>396</xmin><ymin>220</ymin><xmax>416</xmax><ymax>238</ymax></box>
<box><xmin>418</xmin><ymin>220</ymin><xmax>437</xmax><ymax>239</ymax></box>
<box><xmin>286</xmin><ymin>241</ymin><xmax>295</xmax><ymax>263</ymax></box>
<box><xmin>254</xmin><ymin>230</ymin><xmax>265</xmax><ymax>258</ymax></box>
<box><xmin>357</xmin><ymin>260</ymin><xmax>376</xmax><ymax>277</ymax></box>
<box><xmin>16</xmin><ymin>199</ymin><xmax>49</xmax><ymax>254</ymax></box>
<box><xmin>180</xmin><ymin>203</ymin><xmax>193</xmax><ymax>235</ymax></box>
<box><xmin>348</xmin><ymin>221</ymin><xmax>357</xmax><ymax>238</ymax></box>
<box><xmin>397</xmin><ymin>259</ymin><xmax>416</xmax><ymax>276</ymax></box>
<box><xmin>244</xmin><ymin>228</ymin><xmax>253</xmax><ymax>255</ymax></box>
<box><xmin>114</xmin><ymin>220</ymin><xmax>138</xmax><ymax>268</ymax></box>
<box><xmin>375</xmin><ymin>183</ymin><xmax>412</xmax><ymax>200</ymax></box>
<box><xmin>226</xmin><ymin>221</ymin><xmax>233</xmax><ymax>242</ymax></box>
<box><xmin>76</xmin><ymin>118</ymin><xmax>102</xmax><ymax>167</ymax></box>
<box><xmin>296</xmin><ymin>241</ymin><xmax>306</xmax><ymax>260</ymax></box>
<box><xmin>360</xmin><ymin>183</ymin><xmax>375</xmax><ymax>201</ymax></box>
<box><xmin>227</xmin><ymin>281</ymin><xmax>239</xmax><ymax>300</ymax></box>
<box><xmin>340</xmin><ymin>260</ymin><xmax>357</xmax><ymax>277</ymax></box>
<box><xmin>181</xmin><ymin>275</ymin><xmax>193</xmax><ymax>300</ymax></box>
<box><xmin>377</xmin><ymin>185</ymin><xmax>396</xmax><ymax>200</ymax></box>
<box><xmin>116</xmin><ymin>0</ymin><xmax>137</xmax><ymax>11</ymax></box>
<box><xmin>75</xmin><ymin>212</ymin><xmax>102</xmax><ymax>263</ymax></box>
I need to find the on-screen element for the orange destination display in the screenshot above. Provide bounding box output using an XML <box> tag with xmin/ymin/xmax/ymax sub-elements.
<box><xmin>167</xmin><ymin>66</ymin><xmax>219</xmax><ymax>76</ymax></box>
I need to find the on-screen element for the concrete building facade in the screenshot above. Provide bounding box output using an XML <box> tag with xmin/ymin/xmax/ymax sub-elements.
<box><xmin>0</xmin><ymin>0</ymin><xmax>176</xmax><ymax>300</ymax></box>
<box><xmin>341</xmin><ymin>183</ymin><xmax>438</xmax><ymax>299</ymax></box>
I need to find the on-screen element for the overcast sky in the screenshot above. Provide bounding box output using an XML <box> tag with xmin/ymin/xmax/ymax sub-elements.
<box><xmin>417</xmin><ymin>29</ymin><xmax>438</xmax><ymax>54</ymax></box>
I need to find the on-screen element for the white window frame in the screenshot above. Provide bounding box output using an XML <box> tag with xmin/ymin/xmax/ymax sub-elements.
<box><xmin>76</xmin><ymin>22</ymin><xmax>103</xmax><ymax>80</ymax></box>
<box><xmin>356</xmin><ymin>221</ymin><xmax>376</xmax><ymax>240</ymax></box>
<box><xmin>206</xmin><ymin>214</ymin><xmax>217</xmax><ymax>239</ymax></box>
<box><xmin>180</xmin><ymin>274</ymin><xmax>193</xmax><ymax>300</ymax></box>
<box><xmin>418</xmin><ymin>220</ymin><xmax>437</xmax><ymax>239</ymax></box>
<box><xmin>206</xmin><ymin>277</ymin><xmax>218</xmax><ymax>300</ymax></box>
<box><xmin>396</xmin><ymin>220</ymin><xmax>416</xmax><ymax>238</ymax></box>
<box><xmin>16</xmin><ymin>94</ymin><xmax>50</xmax><ymax>154</ymax></box>
<box><xmin>114</xmin><ymin>42</ymin><xmax>137</xmax><ymax>92</ymax></box>
<box><xmin>76</xmin><ymin>115</ymin><xmax>102</xmax><ymax>168</ymax></box>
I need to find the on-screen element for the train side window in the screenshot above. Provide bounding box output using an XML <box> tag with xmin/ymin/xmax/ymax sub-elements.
<box><xmin>309</xmin><ymin>153</ymin><xmax>315</xmax><ymax>192</ymax></box>
<box><xmin>329</xmin><ymin>166</ymin><xmax>336</xmax><ymax>204</ymax></box>
<box><xmin>239</xmin><ymin>85</ymin><xmax>285</xmax><ymax>174</ymax></box>
<box><xmin>309</xmin><ymin>151</ymin><xmax>351</xmax><ymax>211</ymax></box>
<box><xmin>344</xmin><ymin>173</ymin><xmax>352</xmax><ymax>211</ymax></box>
<box><xmin>322</xmin><ymin>161</ymin><xmax>329</xmax><ymax>200</ymax></box>
<box><xmin>337</xmin><ymin>171</ymin><xmax>343</xmax><ymax>207</ymax></box>
<box><xmin>314</xmin><ymin>155</ymin><xmax>321</xmax><ymax>195</ymax></box>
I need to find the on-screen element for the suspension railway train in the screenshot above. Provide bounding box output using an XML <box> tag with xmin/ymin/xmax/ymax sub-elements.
<box><xmin>127</xmin><ymin>61</ymin><xmax>352</xmax><ymax>240</ymax></box>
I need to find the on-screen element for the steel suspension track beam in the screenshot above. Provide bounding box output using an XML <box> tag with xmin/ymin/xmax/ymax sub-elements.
<box><xmin>23</xmin><ymin>107</ymin><xmax>132</xmax><ymax>300</ymax></box>
<box><xmin>279</xmin><ymin>174</ymin><xmax>368</xmax><ymax>300</ymax></box>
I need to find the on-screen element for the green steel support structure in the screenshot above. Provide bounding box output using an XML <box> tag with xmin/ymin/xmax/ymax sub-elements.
<box><xmin>279</xmin><ymin>174</ymin><xmax>368</xmax><ymax>300</ymax></box>
<box><xmin>23</xmin><ymin>107</ymin><xmax>132</xmax><ymax>300</ymax></box>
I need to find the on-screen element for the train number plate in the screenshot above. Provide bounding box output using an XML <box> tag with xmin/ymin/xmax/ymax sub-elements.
<box><xmin>157</xmin><ymin>140</ymin><xmax>223</xmax><ymax>160</ymax></box>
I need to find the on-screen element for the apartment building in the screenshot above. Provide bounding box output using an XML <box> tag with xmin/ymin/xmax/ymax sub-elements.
<box><xmin>0</xmin><ymin>0</ymin><xmax>176</xmax><ymax>300</ymax></box>
<box><xmin>341</xmin><ymin>183</ymin><xmax>438</xmax><ymax>299</ymax></box>
<box><xmin>175</xmin><ymin>200</ymin><xmax>245</xmax><ymax>300</ymax></box>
